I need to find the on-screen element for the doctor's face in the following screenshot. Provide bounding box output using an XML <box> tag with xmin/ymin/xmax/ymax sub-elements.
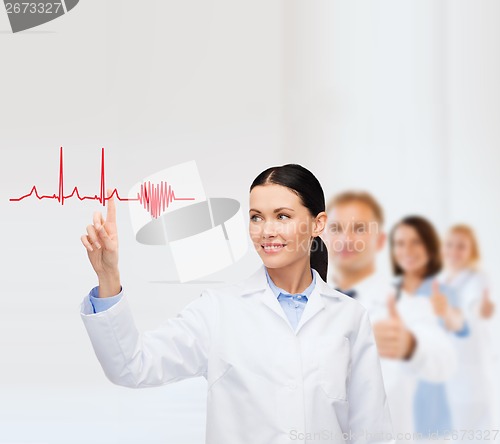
<box><xmin>443</xmin><ymin>231</ymin><xmax>474</xmax><ymax>271</ymax></box>
<box><xmin>391</xmin><ymin>224</ymin><xmax>429</xmax><ymax>276</ymax></box>
<box><xmin>323</xmin><ymin>201</ymin><xmax>385</xmax><ymax>273</ymax></box>
<box><xmin>249</xmin><ymin>184</ymin><xmax>322</xmax><ymax>270</ymax></box>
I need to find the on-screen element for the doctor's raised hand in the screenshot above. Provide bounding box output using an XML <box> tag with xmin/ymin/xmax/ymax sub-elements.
<box><xmin>80</xmin><ymin>189</ymin><xmax>121</xmax><ymax>298</ymax></box>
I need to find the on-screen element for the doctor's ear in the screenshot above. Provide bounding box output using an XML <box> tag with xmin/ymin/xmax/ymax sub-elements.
<box><xmin>312</xmin><ymin>211</ymin><xmax>327</xmax><ymax>237</ymax></box>
<box><xmin>377</xmin><ymin>232</ymin><xmax>387</xmax><ymax>251</ymax></box>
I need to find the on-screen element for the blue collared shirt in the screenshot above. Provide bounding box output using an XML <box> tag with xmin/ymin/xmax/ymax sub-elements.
<box><xmin>264</xmin><ymin>267</ymin><xmax>315</xmax><ymax>330</ymax></box>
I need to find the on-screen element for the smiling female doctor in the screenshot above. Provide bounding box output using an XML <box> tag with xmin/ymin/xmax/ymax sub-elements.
<box><xmin>80</xmin><ymin>164</ymin><xmax>395</xmax><ymax>444</ymax></box>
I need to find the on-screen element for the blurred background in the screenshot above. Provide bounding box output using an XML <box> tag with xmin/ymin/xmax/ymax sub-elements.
<box><xmin>0</xmin><ymin>0</ymin><xmax>499</xmax><ymax>442</ymax></box>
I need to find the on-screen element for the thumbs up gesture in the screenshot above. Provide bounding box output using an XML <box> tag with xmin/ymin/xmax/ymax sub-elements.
<box><xmin>387</xmin><ymin>294</ymin><xmax>400</xmax><ymax>320</ymax></box>
<box><xmin>480</xmin><ymin>288</ymin><xmax>495</xmax><ymax>319</ymax></box>
<box><xmin>373</xmin><ymin>294</ymin><xmax>416</xmax><ymax>360</ymax></box>
<box><xmin>430</xmin><ymin>280</ymin><xmax>449</xmax><ymax>318</ymax></box>
<box><xmin>430</xmin><ymin>280</ymin><xmax>466</xmax><ymax>332</ymax></box>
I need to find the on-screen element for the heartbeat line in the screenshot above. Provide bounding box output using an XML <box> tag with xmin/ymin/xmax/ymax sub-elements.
<box><xmin>137</xmin><ymin>181</ymin><xmax>195</xmax><ymax>219</ymax></box>
<box><xmin>9</xmin><ymin>147</ymin><xmax>195</xmax><ymax>218</ymax></box>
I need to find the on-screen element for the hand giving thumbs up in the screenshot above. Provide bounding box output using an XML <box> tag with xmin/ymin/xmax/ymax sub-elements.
<box><xmin>373</xmin><ymin>294</ymin><xmax>416</xmax><ymax>360</ymax></box>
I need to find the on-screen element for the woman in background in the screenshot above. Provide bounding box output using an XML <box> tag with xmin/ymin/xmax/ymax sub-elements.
<box><xmin>389</xmin><ymin>216</ymin><xmax>468</xmax><ymax>442</ymax></box>
<box><xmin>439</xmin><ymin>224</ymin><xmax>497</xmax><ymax>437</ymax></box>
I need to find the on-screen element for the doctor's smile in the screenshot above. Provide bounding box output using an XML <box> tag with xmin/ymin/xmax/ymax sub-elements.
<box><xmin>80</xmin><ymin>163</ymin><xmax>395</xmax><ymax>444</ymax></box>
<box><xmin>260</xmin><ymin>242</ymin><xmax>287</xmax><ymax>253</ymax></box>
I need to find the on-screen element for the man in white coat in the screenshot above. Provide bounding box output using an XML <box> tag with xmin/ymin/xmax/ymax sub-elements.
<box><xmin>322</xmin><ymin>191</ymin><xmax>457</xmax><ymax>442</ymax></box>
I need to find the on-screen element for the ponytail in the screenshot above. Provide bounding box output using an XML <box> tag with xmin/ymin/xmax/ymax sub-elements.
<box><xmin>310</xmin><ymin>236</ymin><xmax>328</xmax><ymax>281</ymax></box>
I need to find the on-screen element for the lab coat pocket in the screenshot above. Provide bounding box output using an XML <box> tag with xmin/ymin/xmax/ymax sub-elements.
<box><xmin>318</xmin><ymin>336</ymin><xmax>350</xmax><ymax>401</ymax></box>
<box><xmin>207</xmin><ymin>354</ymin><xmax>233</xmax><ymax>392</ymax></box>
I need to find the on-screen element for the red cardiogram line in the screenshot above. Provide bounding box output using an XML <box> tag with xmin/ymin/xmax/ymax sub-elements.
<box><xmin>9</xmin><ymin>147</ymin><xmax>134</xmax><ymax>206</ymax></box>
<box><xmin>9</xmin><ymin>147</ymin><xmax>195</xmax><ymax>218</ymax></box>
<box><xmin>138</xmin><ymin>181</ymin><xmax>195</xmax><ymax>219</ymax></box>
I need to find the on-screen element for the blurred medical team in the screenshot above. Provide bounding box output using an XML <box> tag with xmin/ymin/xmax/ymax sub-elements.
<box><xmin>322</xmin><ymin>191</ymin><xmax>497</xmax><ymax>443</ymax></box>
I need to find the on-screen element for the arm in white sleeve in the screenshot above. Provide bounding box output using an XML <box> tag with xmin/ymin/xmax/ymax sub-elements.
<box><xmin>403</xmin><ymin>302</ymin><xmax>457</xmax><ymax>382</ymax></box>
<box><xmin>80</xmin><ymin>289</ymin><xmax>214</xmax><ymax>388</ymax></box>
<box><xmin>348</xmin><ymin>309</ymin><xmax>395</xmax><ymax>444</ymax></box>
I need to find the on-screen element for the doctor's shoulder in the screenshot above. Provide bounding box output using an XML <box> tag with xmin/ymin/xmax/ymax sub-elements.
<box><xmin>321</xmin><ymin>283</ymin><xmax>374</xmax><ymax>338</ymax></box>
<box><xmin>165</xmin><ymin>266</ymin><xmax>269</xmax><ymax>333</ymax></box>
<box><xmin>323</xmin><ymin>279</ymin><xmax>370</xmax><ymax>314</ymax></box>
<box><xmin>183</xmin><ymin>272</ymin><xmax>258</xmax><ymax>319</ymax></box>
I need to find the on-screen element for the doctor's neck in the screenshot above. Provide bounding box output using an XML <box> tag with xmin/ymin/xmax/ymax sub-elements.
<box><xmin>266</xmin><ymin>259</ymin><xmax>313</xmax><ymax>294</ymax></box>
<box><xmin>400</xmin><ymin>270</ymin><xmax>425</xmax><ymax>293</ymax></box>
<box><xmin>330</xmin><ymin>264</ymin><xmax>375</xmax><ymax>292</ymax></box>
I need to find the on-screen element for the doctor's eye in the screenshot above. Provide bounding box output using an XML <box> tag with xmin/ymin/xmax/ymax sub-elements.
<box><xmin>250</xmin><ymin>214</ymin><xmax>263</xmax><ymax>222</ymax></box>
<box><xmin>328</xmin><ymin>224</ymin><xmax>340</xmax><ymax>234</ymax></box>
<box><xmin>277</xmin><ymin>213</ymin><xmax>290</xmax><ymax>220</ymax></box>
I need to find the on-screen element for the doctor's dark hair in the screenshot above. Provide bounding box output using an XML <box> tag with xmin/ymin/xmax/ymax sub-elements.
<box><xmin>250</xmin><ymin>164</ymin><xmax>328</xmax><ymax>281</ymax></box>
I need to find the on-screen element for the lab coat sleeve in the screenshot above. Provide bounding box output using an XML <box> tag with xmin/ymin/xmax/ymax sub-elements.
<box><xmin>404</xmin><ymin>311</ymin><xmax>458</xmax><ymax>382</ymax></box>
<box><xmin>461</xmin><ymin>273</ymin><xmax>487</xmax><ymax>315</ymax></box>
<box><xmin>348</xmin><ymin>309</ymin><xmax>395</xmax><ymax>444</ymax></box>
<box><xmin>88</xmin><ymin>286</ymin><xmax>123</xmax><ymax>313</ymax></box>
<box><xmin>80</xmin><ymin>289</ymin><xmax>214</xmax><ymax>388</ymax></box>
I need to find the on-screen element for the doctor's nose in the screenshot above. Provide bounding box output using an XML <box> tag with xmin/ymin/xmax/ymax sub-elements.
<box><xmin>334</xmin><ymin>230</ymin><xmax>351</xmax><ymax>244</ymax></box>
<box><xmin>262</xmin><ymin>221</ymin><xmax>278</xmax><ymax>239</ymax></box>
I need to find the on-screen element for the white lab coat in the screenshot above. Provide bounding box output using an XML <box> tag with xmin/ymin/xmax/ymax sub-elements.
<box><xmin>438</xmin><ymin>270</ymin><xmax>498</xmax><ymax>433</ymax></box>
<box><xmin>329</xmin><ymin>274</ymin><xmax>457</xmax><ymax>442</ymax></box>
<box><xmin>81</xmin><ymin>265</ymin><xmax>395</xmax><ymax>444</ymax></box>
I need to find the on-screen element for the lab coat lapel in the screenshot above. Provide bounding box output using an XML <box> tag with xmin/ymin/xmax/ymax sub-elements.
<box><xmin>239</xmin><ymin>265</ymin><xmax>340</xmax><ymax>334</ymax></box>
<box><xmin>239</xmin><ymin>265</ymin><xmax>291</xmax><ymax>326</ymax></box>
<box><xmin>260</xmin><ymin>286</ymin><xmax>292</xmax><ymax>326</ymax></box>
<box><xmin>295</xmin><ymin>274</ymin><xmax>328</xmax><ymax>334</ymax></box>
<box><xmin>295</xmin><ymin>272</ymin><xmax>341</xmax><ymax>334</ymax></box>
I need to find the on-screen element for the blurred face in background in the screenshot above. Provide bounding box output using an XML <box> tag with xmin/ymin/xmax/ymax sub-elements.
<box><xmin>249</xmin><ymin>184</ymin><xmax>325</xmax><ymax>271</ymax></box>
<box><xmin>391</xmin><ymin>224</ymin><xmax>429</xmax><ymax>276</ymax></box>
<box><xmin>443</xmin><ymin>230</ymin><xmax>474</xmax><ymax>271</ymax></box>
<box><xmin>323</xmin><ymin>201</ymin><xmax>385</xmax><ymax>274</ymax></box>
